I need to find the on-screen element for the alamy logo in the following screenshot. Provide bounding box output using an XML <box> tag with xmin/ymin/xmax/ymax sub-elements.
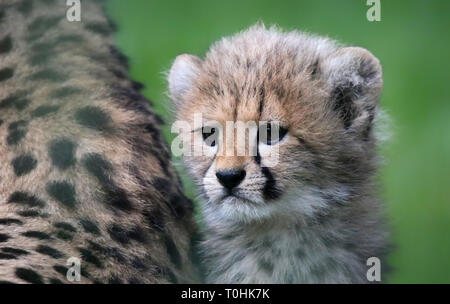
<box><xmin>366</xmin><ymin>257</ymin><xmax>381</xmax><ymax>282</ymax></box>
<box><xmin>366</xmin><ymin>0</ymin><xmax>381</xmax><ymax>22</ymax></box>
<box><xmin>66</xmin><ymin>257</ymin><xmax>81</xmax><ymax>282</ymax></box>
<box><xmin>66</xmin><ymin>0</ymin><xmax>81</xmax><ymax>22</ymax></box>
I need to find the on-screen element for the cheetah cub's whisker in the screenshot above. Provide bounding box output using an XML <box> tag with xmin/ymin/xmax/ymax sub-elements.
<box><xmin>169</xmin><ymin>24</ymin><xmax>390</xmax><ymax>283</ymax></box>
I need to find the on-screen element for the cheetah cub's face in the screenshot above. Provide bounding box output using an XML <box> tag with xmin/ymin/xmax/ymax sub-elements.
<box><xmin>169</xmin><ymin>26</ymin><xmax>382</xmax><ymax>223</ymax></box>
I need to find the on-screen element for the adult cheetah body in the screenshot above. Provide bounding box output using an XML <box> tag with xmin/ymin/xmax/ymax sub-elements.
<box><xmin>0</xmin><ymin>0</ymin><xmax>198</xmax><ymax>284</ymax></box>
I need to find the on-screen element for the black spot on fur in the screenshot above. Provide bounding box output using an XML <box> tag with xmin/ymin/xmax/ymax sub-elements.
<box><xmin>0</xmin><ymin>218</ymin><xmax>23</xmax><ymax>225</ymax></box>
<box><xmin>82</xmin><ymin>153</ymin><xmax>133</xmax><ymax>211</ymax></box>
<box><xmin>49</xmin><ymin>278</ymin><xmax>64</xmax><ymax>284</ymax></box>
<box><xmin>75</xmin><ymin>106</ymin><xmax>112</xmax><ymax>132</ymax></box>
<box><xmin>14</xmin><ymin>98</ymin><xmax>31</xmax><ymax>110</ymax></box>
<box><xmin>128</xmin><ymin>277</ymin><xmax>144</xmax><ymax>284</ymax></box>
<box><xmin>36</xmin><ymin>245</ymin><xmax>64</xmax><ymax>259</ymax></box>
<box><xmin>77</xmin><ymin>248</ymin><xmax>103</xmax><ymax>268</ymax></box>
<box><xmin>0</xmin><ymin>233</ymin><xmax>10</xmax><ymax>242</ymax></box>
<box><xmin>31</xmin><ymin>105</ymin><xmax>59</xmax><ymax>118</ymax></box>
<box><xmin>0</xmin><ymin>281</ymin><xmax>16</xmax><ymax>284</ymax></box>
<box><xmin>17</xmin><ymin>0</ymin><xmax>33</xmax><ymax>16</ymax></box>
<box><xmin>108</xmin><ymin>276</ymin><xmax>123</xmax><ymax>284</ymax></box>
<box><xmin>0</xmin><ymin>68</ymin><xmax>14</xmax><ymax>81</ymax></box>
<box><xmin>54</xmin><ymin>222</ymin><xmax>76</xmax><ymax>232</ymax></box>
<box><xmin>258</xmin><ymin>258</ymin><xmax>274</xmax><ymax>274</ymax></box>
<box><xmin>0</xmin><ymin>253</ymin><xmax>16</xmax><ymax>259</ymax></box>
<box><xmin>12</xmin><ymin>154</ymin><xmax>38</xmax><ymax>177</ymax></box>
<box><xmin>163</xmin><ymin>235</ymin><xmax>181</xmax><ymax>268</ymax></box>
<box><xmin>50</xmin><ymin>86</ymin><xmax>81</xmax><ymax>99</ymax></box>
<box><xmin>107</xmin><ymin>224</ymin><xmax>129</xmax><ymax>244</ymax></box>
<box><xmin>17</xmin><ymin>210</ymin><xmax>41</xmax><ymax>217</ymax></box>
<box><xmin>15</xmin><ymin>268</ymin><xmax>44</xmax><ymax>284</ymax></box>
<box><xmin>2</xmin><ymin>247</ymin><xmax>29</xmax><ymax>256</ymax></box>
<box><xmin>46</xmin><ymin>181</ymin><xmax>77</xmax><ymax>208</ymax></box>
<box><xmin>109</xmin><ymin>45</ymin><xmax>129</xmax><ymax>68</ymax></box>
<box><xmin>7</xmin><ymin>120</ymin><xmax>28</xmax><ymax>145</ymax></box>
<box><xmin>27</xmin><ymin>16</ymin><xmax>61</xmax><ymax>41</ymax></box>
<box><xmin>53</xmin><ymin>265</ymin><xmax>68</xmax><ymax>276</ymax></box>
<box><xmin>0</xmin><ymin>94</ymin><xmax>30</xmax><ymax>111</ymax></box>
<box><xmin>29</xmin><ymin>69</ymin><xmax>67</xmax><ymax>82</ymax></box>
<box><xmin>331</xmin><ymin>84</ymin><xmax>360</xmax><ymax>129</ymax></box>
<box><xmin>8</xmin><ymin>192</ymin><xmax>45</xmax><ymax>208</ymax></box>
<box><xmin>85</xmin><ymin>22</ymin><xmax>113</xmax><ymax>36</ymax></box>
<box><xmin>80</xmin><ymin>219</ymin><xmax>100</xmax><ymax>235</ymax></box>
<box><xmin>82</xmin><ymin>153</ymin><xmax>112</xmax><ymax>184</ymax></box>
<box><xmin>0</xmin><ymin>35</ymin><xmax>12</xmax><ymax>54</ymax></box>
<box><xmin>22</xmin><ymin>231</ymin><xmax>52</xmax><ymax>240</ymax></box>
<box><xmin>106</xmin><ymin>225</ymin><xmax>147</xmax><ymax>245</ymax></box>
<box><xmin>254</xmin><ymin>154</ymin><xmax>282</xmax><ymax>200</ymax></box>
<box><xmin>49</xmin><ymin>138</ymin><xmax>77</xmax><ymax>170</ymax></box>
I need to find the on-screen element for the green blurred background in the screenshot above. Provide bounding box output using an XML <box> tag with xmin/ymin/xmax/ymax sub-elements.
<box><xmin>106</xmin><ymin>0</ymin><xmax>450</xmax><ymax>283</ymax></box>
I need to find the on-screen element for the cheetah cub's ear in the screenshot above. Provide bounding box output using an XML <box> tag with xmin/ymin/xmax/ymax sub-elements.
<box><xmin>321</xmin><ymin>47</ymin><xmax>383</xmax><ymax>135</ymax></box>
<box><xmin>168</xmin><ymin>54</ymin><xmax>202</xmax><ymax>103</ymax></box>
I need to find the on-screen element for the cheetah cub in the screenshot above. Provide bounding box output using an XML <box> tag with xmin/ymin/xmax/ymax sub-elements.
<box><xmin>169</xmin><ymin>25</ymin><xmax>390</xmax><ymax>283</ymax></box>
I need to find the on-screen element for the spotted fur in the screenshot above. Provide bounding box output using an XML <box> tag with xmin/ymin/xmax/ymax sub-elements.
<box><xmin>170</xmin><ymin>24</ymin><xmax>390</xmax><ymax>283</ymax></box>
<box><xmin>0</xmin><ymin>0</ymin><xmax>198</xmax><ymax>284</ymax></box>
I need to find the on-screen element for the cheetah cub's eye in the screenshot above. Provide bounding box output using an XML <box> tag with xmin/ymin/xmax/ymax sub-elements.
<box><xmin>202</xmin><ymin>126</ymin><xmax>217</xmax><ymax>147</ymax></box>
<box><xmin>259</xmin><ymin>122</ymin><xmax>288</xmax><ymax>145</ymax></box>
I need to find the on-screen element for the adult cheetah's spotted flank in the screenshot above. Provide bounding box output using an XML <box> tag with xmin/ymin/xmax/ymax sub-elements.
<box><xmin>0</xmin><ymin>0</ymin><xmax>198</xmax><ymax>283</ymax></box>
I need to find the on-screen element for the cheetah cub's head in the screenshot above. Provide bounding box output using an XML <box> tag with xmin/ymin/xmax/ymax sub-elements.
<box><xmin>169</xmin><ymin>25</ymin><xmax>383</xmax><ymax>223</ymax></box>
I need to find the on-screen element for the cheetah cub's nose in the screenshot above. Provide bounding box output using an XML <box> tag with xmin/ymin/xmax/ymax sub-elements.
<box><xmin>216</xmin><ymin>169</ymin><xmax>246</xmax><ymax>191</ymax></box>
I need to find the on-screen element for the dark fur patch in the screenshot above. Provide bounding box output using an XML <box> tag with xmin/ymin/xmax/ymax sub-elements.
<box><xmin>254</xmin><ymin>154</ymin><xmax>282</xmax><ymax>200</ymax></box>
<box><xmin>32</xmin><ymin>105</ymin><xmax>59</xmax><ymax>118</ymax></box>
<box><xmin>82</xmin><ymin>153</ymin><xmax>134</xmax><ymax>211</ymax></box>
<box><xmin>107</xmin><ymin>224</ymin><xmax>147</xmax><ymax>245</ymax></box>
<box><xmin>143</xmin><ymin>209</ymin><xmax>165</xmax><ymax>232</ymax></box>
<box><xmin>2</xmin><ymin>247</ymin><xmax>29</xmax><ymax>256</ymax></box>
<box><xmin>12</xmin><ymin>154</ymin><xmax>38</xmax><ymax>177</ymax></box>
<box><xmin>331</xmin><ymin>84</ymin><xmax>360</xmax><ymax>129</ymax></box>
<box><xmin>258</xmin><ymin>258</ymin><xmax>274</xmax><ymax>274</ymax></box>
<box><xmin>46</xmin><ymin>181</ymin><xmax>77</xmax><ymax>208</ymax></box>
<box><xmin>27</xmin><ymin>16</ymin><xmax>61</xmax><ymax>41</ymax></box>
<box><xmin>0</xmin><ymin>218</ymin><xmax>23</xmax><ymax>225</ymax></box>
<box><xmin>0</xmin><ymin>253</ymin><xmax>16</xmax><ymax>259</ymax></box>
<box><xmin>50</xmin><ymin>86</ymin><xmax>82</xmax><ymax>99</ymax></box>
<box><xmin>7</xmin><ymin>120</ymin><xmax>28</xmax><ymax>146</ymax></box>
<box><xmin>0</xmin><ymin>94</ymin><xmax>30</xmax><ymax>111</ymax></box>
<box><xmin>17</xmin><ymin>0</ymin><xmax>33</xmax><ymax>16</ymax></box>
<box><xmin>0</xmin><ymin>34</ymin><xmax>12</xmax><ymax>53</ymax></box>
<box><xmin>53</xmin><ymin>265</ymin><xmax>68</xmax><ymax>276</ymax></box>
<box><xmin>29</xmin><ymin>69</ymin><xmax>67</xmax><ymax>82</ymax></box>
<box><xmin>48</xmin><ymin>278</ymin><xmax>64</xmax><ymax>284</ymax></box>
<box><xmin>0</xmin><ymin>233</ymin><xmax>10</xmax><ymax>242</ymax></box>
<box><xmin>85</xmin><ymin>22</ymin><xmax>113</xmax><ymax>36</ymax></box>
<box><xmin>8</xmin><ymin>191</ymin><xmax>45</xmax><ymax>208</ymax></box>
<box><xmin>75</xmin><ymin>106</ymin><xmax>112</xmax><ymax>132</ymax></box>
<box><xmin>15</xmin><ymin>268</ymin><xmax>44</xmax><ymax>284</ymax></box>
<box><xmin>36</xmin><ymin>245</ymin><xmax>64</xmax><ymax>259</ymax></box>
<box><xmin>17</xmin><ymin>210</ymin><xmax>41</xmax><ymax>217</ymax></box>
<box><xmin>22</xmin><ymin>231</ymin><xmax>52</xmax><ymax>240</ymax></box>
<box><xmin>77</xmin><ymin>248</ymin><xmax>103</xmax><ymax>268</ymax></box>
<box><xmin>79</xmin><ymin>219</ymin><xmax>101</xmax><ymax>235</ymax></box>
<box><xmin>53</xmin><ymin>222</ymin><xmax>76</xmax><ymax>232</ymax></box>
<box><xmin>55</xmin><ymin>230</ymin><xmax>73</xmax><ymax>241</ymax></box>
<box><xmin>48</xmin><ymin>138</ymin><xmax>77</xmax><ymax>170</ymax></box>
<box><xmin>0</xmin><ymin>67</ymin><xmax>14</xmax><ymax>81</ymax></box>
